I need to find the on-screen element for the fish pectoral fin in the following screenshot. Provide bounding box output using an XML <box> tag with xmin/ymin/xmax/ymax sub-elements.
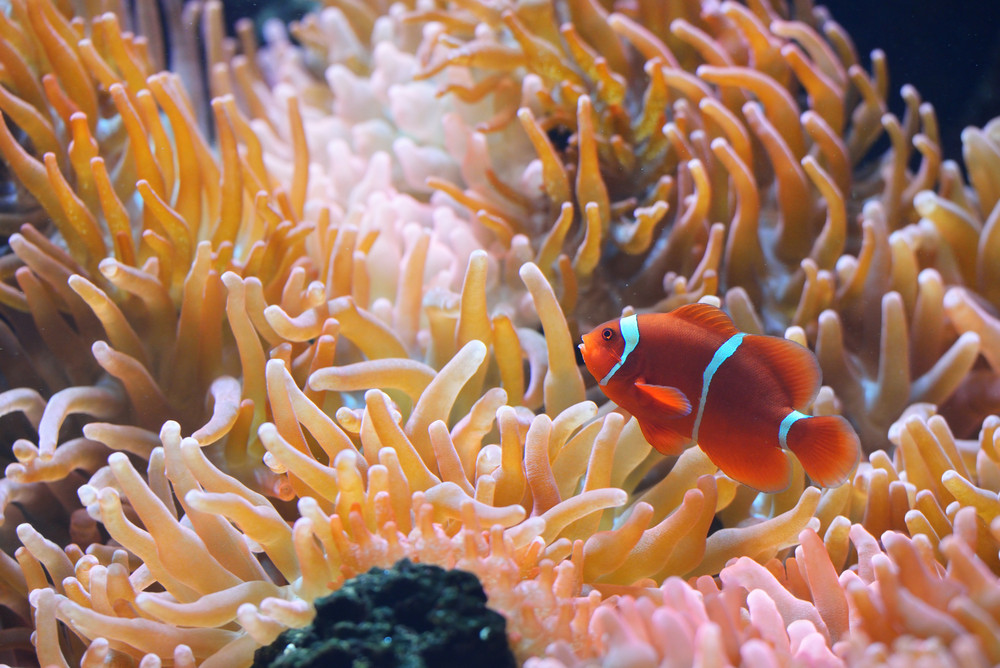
<box><xmin>635</xmin><ymin>383</ymin><xmax>692</xmax><ymax>417</ymax></box>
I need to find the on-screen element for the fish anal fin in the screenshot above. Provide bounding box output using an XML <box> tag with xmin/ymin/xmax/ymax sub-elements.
<box><xmin>670</xmin><ymin>303</ymin><xmax>739</xmax><ymax>338</ymax></box>
<box><xmin>742</xmin><ymin>335</ymin><xmax>822</xmax><ymax>408</ymax></box>
<box><xmin>637</xmin><ymin>419</ymin><xmax>690</xmax><ymax>456</ymax></box>
<box><xmin>636</xmin><ymin>382</ymin><xmax>692</xmax><ymax>417</ymax></box>
<box><xmin>786</xmin><ymin>415</ymin><xmax>861</xmax><ymax>488</ymax></box>
<box><xmin>699</xmin><ymin>438</ymin><xmax>793</xmax><ymax>493</ymax></box>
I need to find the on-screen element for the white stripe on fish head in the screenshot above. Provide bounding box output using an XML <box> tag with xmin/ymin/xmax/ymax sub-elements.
<box><xmin>600</xmin><ymin>314</ymin><xmax>640</xmax><ymax>385</ymax></box>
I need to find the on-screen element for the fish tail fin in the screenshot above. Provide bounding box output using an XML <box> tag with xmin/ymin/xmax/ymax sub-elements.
<box><xmin>785</xmin><ymin>415</ymin><xmax>861</xmax><ymax>488</ymax></box>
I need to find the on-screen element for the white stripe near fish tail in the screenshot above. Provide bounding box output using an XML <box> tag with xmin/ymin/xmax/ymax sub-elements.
<box><xmin>691</xmin><ymin>332</ymin><xmax>745</xmax><ymax>444</ymax></box>
<box><xmin>779</xmin><ymin>410</ymin><xmax>809</xmax><ymax>449</ymax></box>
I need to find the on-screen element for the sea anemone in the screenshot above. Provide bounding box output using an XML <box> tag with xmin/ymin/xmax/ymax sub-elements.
<box><xmin>0</xmin><ymin>0</ymin><xmax>999</xmax><ymax>666</ymax></box>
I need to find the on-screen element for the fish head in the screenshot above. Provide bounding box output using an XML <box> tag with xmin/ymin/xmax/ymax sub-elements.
<box><xmin>580</xmin><ymin>317</ymin><xmax>630</xmax><ymax>386</ymax></box>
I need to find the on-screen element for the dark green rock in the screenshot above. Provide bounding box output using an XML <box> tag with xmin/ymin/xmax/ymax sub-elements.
<box><xmin>252</xmin><ymin>560</ymin><xmax>516</xmax><ymax>668</ymax></box>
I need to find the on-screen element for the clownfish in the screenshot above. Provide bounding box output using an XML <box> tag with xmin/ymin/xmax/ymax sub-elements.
<box><xmin>579</xmin><ymin>303</ymin><xmax>860</xmax><ymax>492</ymax></box>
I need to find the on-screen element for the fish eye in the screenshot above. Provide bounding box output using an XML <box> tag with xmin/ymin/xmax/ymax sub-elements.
<box><xmin>602</xmin><ymin>328</ymin><xmax>614</xmax><ymax>341</ymax></box>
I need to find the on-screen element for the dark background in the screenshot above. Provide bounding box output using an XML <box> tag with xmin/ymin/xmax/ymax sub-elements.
<box><xmin>820</xmin><ymin>1</ymin><xmax>1000</xmax><ymax>161</ymax></box>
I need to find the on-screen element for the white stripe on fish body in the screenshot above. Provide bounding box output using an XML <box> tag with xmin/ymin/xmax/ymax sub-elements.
<box><xmin>691</xmin><ymin>332</ymin><xmax>745</xmax><ymax>444</ymax></box>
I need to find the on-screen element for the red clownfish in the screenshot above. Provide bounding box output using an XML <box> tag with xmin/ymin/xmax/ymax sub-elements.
<box><xmin>579</xmin><ymin>303</ymin><xmax>860</xmax><ymax>492</ymax></box>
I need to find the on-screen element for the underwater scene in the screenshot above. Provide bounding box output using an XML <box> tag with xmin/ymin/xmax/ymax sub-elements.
<box><xmin>1</xmin><ymin>0</ymin><xmax>1000</xmax><ymax>665</ymax></box>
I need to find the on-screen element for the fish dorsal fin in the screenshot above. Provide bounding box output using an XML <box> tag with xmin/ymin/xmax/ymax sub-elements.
<box><xmin>636</xmin><ymin>383</ymin><xmax>692</xmax><ymax>417</ymax></box>
<box><xmin>741</xmin><ymin>335</ymin><xmax>822</xmax><ymax>408</ymax></box>
<box><xmin>670</xmin><ymin>303</ymin><xmax>740</xmax><ymax>338</ymax></box>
